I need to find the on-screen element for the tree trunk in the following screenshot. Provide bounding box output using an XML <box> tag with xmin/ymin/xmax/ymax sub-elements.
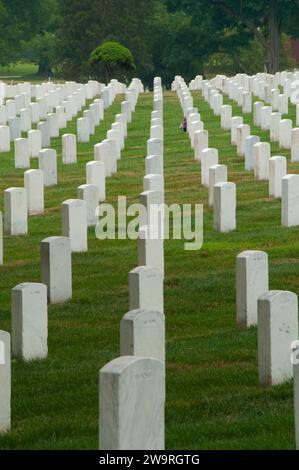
<box><xmin>268</xmin><ymin>0</ymin><xmax>280</xmax><ymax>73</ymax></box>
<box><xmin>38</xmin><ymin>60</ymin><xmax>52</xmax><ymax>77</ymax></box>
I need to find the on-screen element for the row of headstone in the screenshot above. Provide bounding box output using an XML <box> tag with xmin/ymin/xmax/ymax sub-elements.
<box><xmin>140</xmin><ymin>77</ymin><xmax>164</xmax><ymax>276</ymax></box>
<box><xmin>174</xmin><ymin>76</ymin><xmax>236</xmax><ymax>233</ymax></box>
<box><xmin>0</xmin><ymin>78</ymin><xmax>144</xmax><ymax>434</ymax></box>
<box><xmin>206</xmin><ymin>71</ymin><xmax>299</xmax><ymax>167</ymax></box>
<box><xmin>1</xmin><ymin>80</ymin><xmax>123</xmax><ymax>263</ymax></box>
<box><xmin>203</xmin><ymin>74</ymin><xmax>299</xmax><ymax>229</ymax></box>
<box><xmin>235</xmin><ymin>248</ymin><xmax>299</xmax><ymax>447</ymax></box>
<box><xmin>99</xmin><ymin>78</ymin><xmax>165</xmax><ymax>450</ymax></box>
<box><xmin>44</xmin><ymin>77</ymin><xmax>143</xmax><ymax>296</ymax></box>
<box><xmin>236</xmin><ymin>249</ymin><xmax>298</xmax><ymax>384</ymax></box>
<box><xmin>189</xmin><ymin>72</ymin><xmax>299</xmax><ymax>448</ymax></box>
<box><xmin>0</xmin><ymin>78</ymin><xmax>128</xmax><ymax>157</ymax></box>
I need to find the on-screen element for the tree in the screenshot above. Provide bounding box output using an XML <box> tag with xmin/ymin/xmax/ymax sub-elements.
<box><xmin>0</xmin><ymin>0</ymin><xmax>48</xmax><ymax>66</ymax></box>
<box><xmin>20</xmin><ymin>0</ymin><xmax>58</xmax><ymax>76</ymax></box>
<box><xmin>90</xmin><ymin>41</ymin><xmax>135</xmax><ymax>81</ymax></box>
<box><xmin>55</xmin><ymin>0</ymin><xmax>157</xmax><ymax>82</ymax></box>
<box><xmin>22</xmin><ymin>32</ymin><xmax>57</xmax><ymax>76</ymax></box>
<box><xmin>167</xmin><ymin>0</ymin><xmax>299</xmax><ymax>74</ymax></box>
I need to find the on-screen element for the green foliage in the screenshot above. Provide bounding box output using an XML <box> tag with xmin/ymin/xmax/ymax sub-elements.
<box><xmin>90</xmin><ymin>41</ymin><xmax>135</xmax><ymax>81</ymax></box>
<box><xmin>55</xmin><ymin>0</ymin><xmax>156</xmax><ymax>82</ymax></box>
<box><xmin>167</xmin><ymin>0</ymin><xmax>299</xmax><ymax>73</ymax></box>
<box><xmin>22</xmin><ymin>33</ymin><xmax>57</xmax><ymax>76</ymax></box>
<box><xmin>0</xmin><ymin>0</ymin><xmax>44</xmax><ymax>65</ymax></box>
<box><xmin>2</xmin><ymin>0</ymin><xmax>299</xmax><ymax>83</ymax></box>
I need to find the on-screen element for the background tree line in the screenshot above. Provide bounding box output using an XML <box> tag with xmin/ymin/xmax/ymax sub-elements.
<box><xmin>1</xmin><ymin>0</ymin><xmax>299</xmax><ymax>86</ymax></box>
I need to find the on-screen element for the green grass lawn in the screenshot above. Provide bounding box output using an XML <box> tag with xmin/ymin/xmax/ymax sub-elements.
<box><xmin>0</xmin><ymin>63</ymin><xmax>39</xmax><ymax>81</ymax></box>
<box><xmin>0</xmin><ymin>88</ymin><xmax>299</xmax><ymax>450</ymax></box>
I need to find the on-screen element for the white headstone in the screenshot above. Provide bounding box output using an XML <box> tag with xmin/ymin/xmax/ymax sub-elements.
<box><xmin>4</xmin><ymin>188</ymin><xmax>28</xmax><ymax>235</ymax></box>
<box><xmin>24</xmin><ymin>169</ymin><xmax>44</xmax><ymax>215</ymax></box>
<box><xmin>62</xmin><ymin>134</ymin><xmax>77</xmax><ymax>164</ymax></box>
<box><xmin>20</xmin><ymin>108</ymin><xmax>31</xmax><ymax>133</ymax></box>
<box><xmin>86</xmin><ymin>161</ymin><xmax>105</xmax><ymax>202</ymax></box>
<box><xmin>28</xmin><ymin>130</ymin><xmax>42</xmax><ymax>158</ymax></box>
<box><xmin>201</xmin><ymin>148</ymin><xmax>218</xmax><ymax>187</ymax></box>
<box><xmin>253</xmin><ymin>142</ymin><xmax>270</xmax><ymax>180</ymax></box>
<box><xmin>294</xmin><ymin>342</ymin><xmax>299</xmax><ymax>449</ymax></box>
<box><xmin>138</xmin><ymin>225</ymin><xmax>164</xmax><ymax>278</ymax></box>
<box><xmin>269</xmin><ymin>156</ymin><xmax>287</xmax><ymax>199</ymax></box>
<box><xmin>291</xmin><ymin>128</ymin><xmax>299</xmax><ymax>162</ymax></box>
<box><xmin>129</xmin><ymin>266</ymin><xmax>163</xmax><ymax>313</ymax></box>
<box><xmin>39</xmin><ymin>149</ymin><xmax>57</xmax><ymax>186</ymax></box>
<box><xmin>213</xmin><ymin>182</ymin><xmax>236</xmax><ymax>233</ymax></box>
<box><xmin>279</xmin><ymin>119</ymin><xmax>292</xmax><ymax>149</ymax></box>
<box><xmin>77</xmin><ymin>184</ymin><xmax>99</xmax><ymax>227</ymax></box>
<box><xmin>281</xmin><ymin>175</ymin><xmax>299</xmax><ymax>227</ymax></box>
<box><xmin>236</xmin><ymin>251</ymin><xmax>269</xmax><ymax>328</ymax></box>
<box><xmin>77</xmin><ymin>117</ymin><xmax>90</xmax><ymax>143</ymax></box>
<box><xmin>261</xmin><ymin>106</ymin><xmax>272</xmax><ymax>130</ymax></box>
<box><xmin>270</xmin><ymin>112</ymin><xmax>281</xmax><ymax>142</ymax></box>
<box><xmin>245</xmin><ymin>135</ymin><xmax>260</xmax><ymax>171</ymax></box>
<box><xmin>94</xmin><ymin>142</ymin><xmax>111</xmax><ymax>177</ymax></box>
<box><xmin>143</xmin><ymin>174</ymin><xmax>164</xmax><ymax>193</ymax></box>
<box><xmin>0</xmin><ymin>212</ymin><xmax>3</xmax><ymax>265</ymax></box>
<box><xmin>236</xmin><ymin>124</ymin><xmax>251</xmax><ymax>156</ymax></box>
<box><xmin>147</xmin><ymin>138</ymin><xmax>163</xmax><ymax>158</ymax></box>
<box><xmin>11</xmin><ymin>283</ymin><xmax>48</xmax><ymax>361</ymax></box>
<box><xmin>120</xmin><ymin>310</ymin><xmax>165</xmax><ymax>362</ymax></box>
<box><xmin>41</xmin><ymin>236</ymin><xmax>72</xmax><ymax>303</ymax></box>
<box><xmin>61</xmin><ymin>199</ymin><xmax>88</xmax><ymax>253</ymax></box>
<box><xmin>99</xmin><ymin>356</ymin><xmax>165</xmax><ymax>450</ymax></box>
<box><xmin>231</xmin><ymin>117</ymin><xmax>243</xmax><ymax>145</ymax></box>
<box><xmin>14</xmin><ymin>138</ymin><xmax>30</xmax><ymax>169</ymax></box>
<box><xmin>145</xmin><ymin>155</ymin><xmax>163</xmax><ymax>176</ymax></box>
<box><xmin>258</xmin><ymin>290</ymin><xmax>298</xmax><ymax>386</ymax></box>
<box><xmin>37</xmin><ymin>121</ymin><xmax>51</xmax><ymax>148</ymax></box>
<box><xmin>209</xmin><ymin>164</ymin><xmax>227</xmax><ymax>207</ymax></box>
<box><xmin>8</xmin><ymin>117</ymin><xmax>20</xmax><ymax>142</ymax></box>
<box><xmin>221</xmin><ymin>105</ymin><xmax>232</xmax><ymax>130</ymax></box>
<box><xmin>253</xmin><ymin>102</ymin><xmax>263</xmax><ymax>126</ymax></box>
<box><xmin>47</xmin><ymin>113</ymin><xmax>59</xmax><ymax>138</ymax></box>
<box><xmin>0</xmin><ymin>125</ymin><xmax>10</xmax><ymax>151</ymax></box>
<box><xmin>0</xmin><ymin>330</ymin><xmax>11</xmax><ymax>432</ymax></box>
<box><xmin>194</xmin><ymin>130</ymin><xmax>209</xmax><ymax>161</ymax></box>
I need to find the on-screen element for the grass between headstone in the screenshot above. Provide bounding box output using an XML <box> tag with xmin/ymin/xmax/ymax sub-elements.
<box><xmin>0</xmin><ymin>89</ymin><xmax>298</xmax><ymax>449</ymax></box>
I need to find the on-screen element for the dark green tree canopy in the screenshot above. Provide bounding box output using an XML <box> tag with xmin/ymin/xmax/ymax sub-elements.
<box><xmin>90</xmin><ymin>41</ymin><xmax>135</xmax><ymax>81</ymax></box>
<box><xmin>167</xmin><ymin>0</ymin><xmax>299</xmax><ymax>73</ymax></box>
<box><xmin>2</xmin><ymin>0</ymin><xmax>299</xmax><ymax>85</ymax></box>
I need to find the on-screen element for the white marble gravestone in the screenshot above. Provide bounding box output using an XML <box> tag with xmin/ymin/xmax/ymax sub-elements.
<box><xmin>14</xmin><ymin>138</ymin><xmax>30</xmax><ymax>169</ymax></box>
<box><xmin>201</xmin><ymin>148</ymin><xmax>218</xmax><ymax>187</ymax></box>
<box><xmin>77</xmin><ymin>184</ymin><xmax>99</xmax><ymax>227</ymax></box>
<box><xmin>38</xmin><ymin>149</ymin><xmax>57</xmax><ymax>187</ymax></box>
<box><xmin>86</xmin><ymin>161</ymin><xmax>106</xmax><ymax>202</ymax></box>
<box><xmin>258</xmin><ymin>290</ymin><xmax>298</xmax><ymax>386</ymax></box>
<box><xmin>120</xmin><ymin>310</ymin><xmax>165</xmax><ymax>362</ymax></box>
<box><xmin>61</xmin><ymin>199</ymin><xmax>88</xmax><ymax>253</ymax></box>
<box><xmin>99</xmin><ymin>356</ymin><xmax>165</xmax><ymax>450</ymax></box>
<box><xmin>269</xmin><ymin>156</ymin><xmax>287</xmax><ymax>199</ymax></box>
<box><xmin>24</xmin><ymin>169</ymin><xmax>44</xmax><ymax>215</ymax></box>
<box><xmin>11</xmin><ymin>283</ymin><xmax>48</xmax><ymax>361</ymax></box>
<box><xmin>213</xmin><ymin>182</ymin><xmax>236</xmax><ymax>233</ymax></box>
<box><xmin>129</xmin><ymin>266</ymin><xmax>163</xmax><ymax>314</ymax></box>
<box><xmin>4</xmin><ymin>188</ymin><xmax>28</xmax><ymax>235</ymax></box>
<box><xmin>0</xmin><ymin>330</ymin><xmax>11</xmax><ymax>432</ymax></box>
<box><xmin>236</xmin><ymin>250</ymin><xmax>269</xmax><ymax>328</ymax></box>
<box><xmin>62</xmin><ymin>134</ymin><xmax>77</xmax><ymax>164</ymax></box>
<box><xmin>41</xmin><ymin>236</ymin><xmax>72</xmax><ymax>304</ymax></box>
